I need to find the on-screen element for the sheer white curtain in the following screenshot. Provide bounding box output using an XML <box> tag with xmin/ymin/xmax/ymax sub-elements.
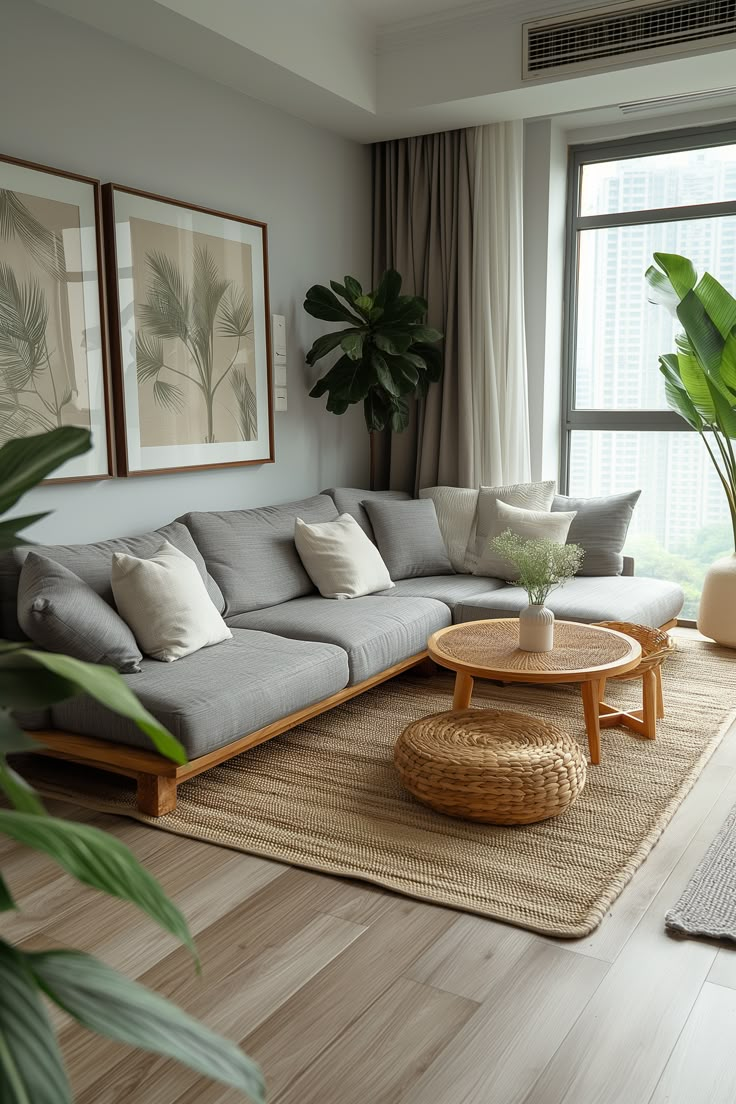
<box><xmin>469</xmin><ymin>121</ymin><xmax>531</xmax><ymax>486</ymax></box>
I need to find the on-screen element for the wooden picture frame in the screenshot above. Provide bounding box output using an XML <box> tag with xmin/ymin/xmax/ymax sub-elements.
<box><xmin>0</xmin><ymin>154</ymin><xmax>112</xmax><ymax>481</ymax></box>
<box><xmin>103</xmin><ymin>183</ymin><xmax>274</xmax><ymax>476</ymax></box>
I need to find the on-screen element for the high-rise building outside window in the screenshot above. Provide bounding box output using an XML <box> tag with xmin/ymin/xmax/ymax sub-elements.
<box><xmin>563</xmin><ymin>128</ymin><xmax>736</xmax><ymax>620</ymax></box>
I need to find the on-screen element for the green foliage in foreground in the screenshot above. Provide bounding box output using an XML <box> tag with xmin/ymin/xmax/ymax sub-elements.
<box><xmin>0</xmin><ymin>427</ymin><xmax>264</xmax><ymax>1103</ymax></box>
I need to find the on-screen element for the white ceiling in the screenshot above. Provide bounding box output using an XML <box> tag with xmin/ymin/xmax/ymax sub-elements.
<box><xmin>33</xmin><ymin>0</ymin><xmax>736</xmax><ymax>140</ymax></box>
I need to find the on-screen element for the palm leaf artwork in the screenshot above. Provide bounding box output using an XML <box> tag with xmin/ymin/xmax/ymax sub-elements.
<box><xmin>136</xmin><ymin>246</ymin><xmax>255</xmax><ymax>444</ymax></box>
<box><xmin>0</xmin><ymin>426</ymin><xmax>265</xmax><ymax>1102</ymax></box>
<box><xmin>0</xmin><ymin>190</ymin><xmax>67</xmax><ymax>283</ymax></box>
<box><xmin>230</xmin><ymin>367</ymin><xmax>258</xmax><ymax>441</ymax></box>
<box><xmin>304</xmin><ymin>270</ymin><xmax>443</xmax><ymax>480</ymax></box>
<box><xmin>0</xmin><ymin>190</ymin><xmax>78</xmax><ymax>445</ymax></box>
<box><xmin>646</xmin><ymin>252</ymin><xmax>736</xmax><ymax>548</ymax></box>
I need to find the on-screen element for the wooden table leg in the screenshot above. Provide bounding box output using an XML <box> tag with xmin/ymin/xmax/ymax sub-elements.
<box><xmin>453</xmin><ymin>672</ymin><xmax>474</xmax><ymax>710</ymax></box>
<box><xmin>655</xmin><ymin>666</ymin><xmax>665</xmax><ymax>719</ymax></box>
<box><xmin>581</xmin><ymin>679</ymin><xmax>602</xmax><ymax>765</ymax></box>
<box><xmin>642</xmin><ymin>669</ymin><xmax>658</xmax><ymax>739</ymax></box>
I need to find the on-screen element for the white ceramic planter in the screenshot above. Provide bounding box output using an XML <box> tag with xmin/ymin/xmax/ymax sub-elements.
<box><xmin>698</xmin><ymin>554</ymin><xmax>736</xmax><ymax>648</ymax></box>
<box><xmin>518</xmin><ymin>604</ymin><xmax>555</xmax><ymax>652</ymax></box>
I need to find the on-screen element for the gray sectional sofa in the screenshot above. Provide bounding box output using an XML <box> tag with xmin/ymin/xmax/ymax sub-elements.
<box><xmin>3</xmin><ymin>486</ymin><xmax>684</xmax><ymax>815</ymax></box>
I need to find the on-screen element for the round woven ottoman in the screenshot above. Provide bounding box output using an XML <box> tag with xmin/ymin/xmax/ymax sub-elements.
<box><xmin>394</xmin><ymin>709</ymin><xmax>587</xmax><ymax>825</ymax></box>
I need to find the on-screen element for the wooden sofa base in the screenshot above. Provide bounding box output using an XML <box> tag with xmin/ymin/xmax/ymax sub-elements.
<box><xmin>28</xmin><ymin>652</ymin><xmax>437</xmax><ymax>816</ymax></box>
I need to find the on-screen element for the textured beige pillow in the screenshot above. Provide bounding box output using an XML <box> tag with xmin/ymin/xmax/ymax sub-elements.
<box><xmin>111</xmin><ymin>541</ymin><xmax>231</xmax><ymax>662</ymax></box>
<box><xmin>473</xmin><ymin>480</ymin><xmax>556</xmax><ymax>572</ymax></box>
<box><xmin>294</xmin><ymin>514</ymin><xmax>393</xmax><ymax>599</ymax></box>
<box><xmin>476</xmin><ymin>500</ymin><xmax>576</xmax><ymax>580</ymax></box>
<box><xmin>418</xmin><ymin>487</ymin><xmax>479</xmax><ymax>573</ymax></box>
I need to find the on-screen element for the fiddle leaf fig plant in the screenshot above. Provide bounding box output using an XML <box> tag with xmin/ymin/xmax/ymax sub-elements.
<box><xmin>0</xmin><ymin>427</ymin><xmax>264</xmax><ymax>1103</ymax></box>
<box><xmin>304</xmin><ymin>269</ymin><xmax>443</xmax><ymax>435</ymax></box>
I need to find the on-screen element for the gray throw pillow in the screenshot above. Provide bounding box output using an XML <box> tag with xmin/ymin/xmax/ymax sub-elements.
<box><xmin>18</xmin><ymin>553</ymin><xmax>143</xmax><ymax>673</ymax></box>
<box><xmin>552</xmin><ymin>490</ymin><xmax>641</xmax><ymax>576</ymax></box>
<box><xmin>362</xmin><ymin>499</ymin><xmax>454</xmax><ymax>580</ymax></box>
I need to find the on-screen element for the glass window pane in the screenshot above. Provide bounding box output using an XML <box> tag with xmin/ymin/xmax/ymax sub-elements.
<box><xmin>580</xmin><ymin>144</ymin><xmax>736</xmax><ymax>217</ymax></box>
<box><xmin>574</xmin><ymin>215</ymin><xmax>736</xmax><ymax>410</ymax></box>
<box><xmin>568</xmin><ymin>430</ymin><xmax>732</xmax><ymax>620</ymax></box>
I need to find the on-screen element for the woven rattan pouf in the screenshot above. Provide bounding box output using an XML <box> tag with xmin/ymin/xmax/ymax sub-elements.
<box><xmin>394</xmin><ymin>708</ymin><xmax>587</xmax><ymax>825</ymax></box>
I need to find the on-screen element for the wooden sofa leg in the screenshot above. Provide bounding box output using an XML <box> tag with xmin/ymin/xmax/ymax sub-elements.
<box><xmin>136</xmin><ymin>773</ymin><xmax>177</xmax><ymax>816</ymax></box>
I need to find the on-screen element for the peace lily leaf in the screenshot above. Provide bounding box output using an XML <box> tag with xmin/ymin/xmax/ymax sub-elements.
<box><xmin>15</xmin><ymin>650</ymin><xmax>186</xmax><ymax>765</ymax></box>
<box><xmin>0</xmin><ymin>759</ymin><xmax>46</xmax><ymax>815</ymax></box>
<box><xmin>0</xmin><ymin>427</ymin><xmax>90</xmax><ymax>514</ymax></box>
<box><xmin>28</xmin><ymin>951</ymin><xmax>265</xmax><ymax>1103</ymax></box>
<box><xmin>0</xmin><ymin>709</ymin><xmax>38</xmax><ymax>755</ymax></box>
<box><xmin>0</xmin><ymin>513</ymin><xmax>49</xmax><ymax>550</ymax></box>
<box><xmin>0</xmin><ymin>941</ymin><xmax>72</xmax><ymax>1104</ymax></box>
<box><xmin>0</xmin><ymin>874</ymin><xmax>15</xmax><ymax>912</ymax></box>
<box><xmin>0</xmin><ymin>810</ymin><xmax>195</xmax><ymax>955</ymax></box>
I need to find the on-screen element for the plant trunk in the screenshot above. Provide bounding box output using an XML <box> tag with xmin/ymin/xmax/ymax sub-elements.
<box><xmin>369</xmin><ymin>430</ymin><xmax>377</xmax><ymax>491</ymax></box>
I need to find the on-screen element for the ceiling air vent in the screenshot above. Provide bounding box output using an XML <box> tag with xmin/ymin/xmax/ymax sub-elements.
<box><xmin>523</xmin><ymin>0</ymin><xmax>736</xmax><ymax>79</ymax></box>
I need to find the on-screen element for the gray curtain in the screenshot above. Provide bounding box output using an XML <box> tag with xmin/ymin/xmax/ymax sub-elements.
<box><xmin>372</xmin><ymin>130</ymin><xmax>474</xmax><ymax>493</ymax></box>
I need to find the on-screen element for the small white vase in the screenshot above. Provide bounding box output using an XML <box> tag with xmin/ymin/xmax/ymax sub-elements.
<box><xmin>698</xmin><ymin>554</ymin><xmax>736</xmax><ymax>648</ymax></box>
<box><xmin>518</xmin><ymin>604</ymin><xmax>555</xmax><ymax>652</ymax></box>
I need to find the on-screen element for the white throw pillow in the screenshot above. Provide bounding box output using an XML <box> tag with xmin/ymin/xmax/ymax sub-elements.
<box><xmin>111</xmin><ymin>541</ymin><xmax>232</xmax><ymax>662</ymax></box>
<box><xmin>294</xmin><ymin>514</ymin><xmax>394</xmax><ymax>599</ymax></box>
<box><xmin>418</xmin><ymin>486</ymin><xmax>479</xmax><ymax>574</ymax></box>
<box><xmin>473</xmin><ymin>480</ymin><xmax>556</xmax><ymax>573</ymax></box>
<box><xmin>476</xmin><ymin>500</ymin><xmax>577</xmax><ymax>580</ymax></box>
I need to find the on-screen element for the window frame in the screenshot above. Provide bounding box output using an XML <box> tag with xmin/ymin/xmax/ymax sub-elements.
<box><xmin>560</xmin><ymin>121</ymin><xmax>736</xmax><ymax>491</ymax></box>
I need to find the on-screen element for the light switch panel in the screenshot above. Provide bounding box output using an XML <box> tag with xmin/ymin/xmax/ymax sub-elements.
<box><xmin>272</xmin><ymin>314</ymin><xmax>287</xmax><ymax>411</ymax></box>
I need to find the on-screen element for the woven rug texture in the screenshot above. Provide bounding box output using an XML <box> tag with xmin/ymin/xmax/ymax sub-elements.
<box><xmin>20</xmin><ymin>637</ymin><xmax>736</xmax><ymax>938</ymax></box>
<box><xmin>666</xmin><ymin>799</ymin><xmax>736</xmax><ymax>942</ymax></box>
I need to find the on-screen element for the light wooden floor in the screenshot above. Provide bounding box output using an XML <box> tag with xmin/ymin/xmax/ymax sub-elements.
<box><xmin>5</xmin><ymin>631</ymin><xmax>736</xmax><ymax>1103</ymax></box>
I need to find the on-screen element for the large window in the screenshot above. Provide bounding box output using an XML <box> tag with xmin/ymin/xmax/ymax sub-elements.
<box><xmin>563</xmin><ymin>129</ymin><xmax>736</xmax><ymax>620</ymax></box>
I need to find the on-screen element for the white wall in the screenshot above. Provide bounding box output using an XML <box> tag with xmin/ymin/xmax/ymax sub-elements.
<box><xmin>0</xmin><ymin>0</ymin><xmax>371</xmax><ymax>544</ymax></box>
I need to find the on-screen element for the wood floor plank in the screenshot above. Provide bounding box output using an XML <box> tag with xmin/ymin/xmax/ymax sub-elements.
<box><xmin>241</xmin><ymin>896</ymin><xmax>457</xmax><ymax>1100</ymax></box>
<box><xmin>276</xmin><ymin>976</ymin><xmax>478</xmax><ymax>1104</ymax></box>
<box><xmin>405</xmin><ymin>912</ymin><xmax>537</xmax><ymax>1000</ymax></box>
<box><xmin>522</xmin><ymin>771</ymin><xmax>736</xmax><ymax>1104</ymax></box>
<box><xmin>400</xmin><ymin>943</ymin><xmax>607</xmax><ymax>1104</ymax></box>
<box><xmin>72</xmin><ymin>911</ymin><xmax>367</xmax><ymax>1104</ymax></box>
<box><xmin>648</xmin><ymin>982</ymin><xmax>736</xmax><ymax>1104</ymax></box>
<box><xmin>707</xmin><ymin>947</ymin><xmax>736</xmax><ymax>989</ymax></box>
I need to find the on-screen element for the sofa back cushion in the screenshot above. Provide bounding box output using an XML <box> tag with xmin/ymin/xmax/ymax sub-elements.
<box><xmin>418</xmin><ymin>487</ymin><xmax>479</xmax><ymax>573</ymax></box>
<box><xmin>0</xmin><ymin>521</ymin><xmax>224</xmax><ymax>641</ymax></box>
<box><xmin>363</xmin><ymin>498</ymin><xmax>454</xmax><ymax>580</ymax></box>
<box><xmin>321</xmin><ymin>488</ymin><xmax>411</xmax><ymax>539</ymax></box>
<box><xmin>552</xmin><ymin>491</ymin><xmax>641</xmax><ymax>576</ymax></box>
<box><xmin>180</xmin><ymin>494</ymin><xmax>338</xmax><ymax>616</ymax></box>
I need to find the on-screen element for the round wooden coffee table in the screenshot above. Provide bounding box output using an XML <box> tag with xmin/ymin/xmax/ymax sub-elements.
<box><xmin>427</xmin><ymin>618</ymin><xmax>642</xmax><ymax>765</ymax></box>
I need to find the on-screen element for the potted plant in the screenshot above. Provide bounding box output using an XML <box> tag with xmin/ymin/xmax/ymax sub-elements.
<box><xmin>646</xmin><ymin>252</ymin><xmax>736</xmax><ymax>646</ymax></box>
<box><xmin>491</xmin><ymin>532</ymin><xmax>584</xmax><ymax>651</ymax></box>
<box><xmin>304</xmin><ymin>271</ymin><xmax>443</xmax><ymax>487</ymax></box>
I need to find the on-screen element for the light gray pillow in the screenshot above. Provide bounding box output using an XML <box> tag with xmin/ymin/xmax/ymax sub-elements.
<box><xmin>473</xmin><ymin>480</ymin><xmax>556</xmax><ymax>569</ymax></box>
<box><xmin>362</xmin><ymin>499</ymin><xmax>454</xmax><ymax>580</ymax></box>
<box><xmin>552</xmin><ymin>491</ymin><xmax>641</xmax><ymax>576</ymax></box>
<box><xmin>18</xmin><ymin>553</ymin><xmax>143</xmax><ymax>673</ymax></box>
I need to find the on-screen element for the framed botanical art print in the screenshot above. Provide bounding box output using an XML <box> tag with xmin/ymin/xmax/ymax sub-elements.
<box><xmin>0</xmin><ymin>154</ymin><xmax>111</xmax><ymax>480</ymax></box>
<box><xmin>103</xmin><ymin>184</ymin><xmax>274</xmax><ymax>476</ymax></box>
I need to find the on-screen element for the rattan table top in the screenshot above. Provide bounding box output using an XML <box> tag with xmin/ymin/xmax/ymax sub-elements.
<box><xmin>428</xmin><ymin>618</ymin><xmax>642</xmax><ymax>683</ymax></box>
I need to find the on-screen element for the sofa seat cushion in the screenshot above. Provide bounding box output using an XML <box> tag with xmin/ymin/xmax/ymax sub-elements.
<box><xmin>229</xmin><ymin>595</ymin><xmax>450</xmax><ymax>685</ymax></box>
<box><xmin>374</xmin><ymin>575</ymin><xmax>506</xmax><ymax>619</ymax></box>
<box><xmin>455</xmin><ymin>576</ymin><xmax>684</xmax><ymax>629</ymax></box>
<box><xmin>179</xmin><ymin>495</ymin><xmax>338</xmax><ymax>616</ymax></box>
<box><xmin>50</xmin><ymin>630</ymin><xmax>349</xmax><ymax>760</ymax></box>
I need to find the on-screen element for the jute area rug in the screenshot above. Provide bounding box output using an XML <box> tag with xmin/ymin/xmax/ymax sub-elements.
<box><xmin>22</xmin><ymin>637</ymin><xmax>736</xmax><ymax>938</ymax></box>
<box><xmin>666</xmin><ymin>799</ymin><xmax>736</xmax><ymax>942</ymax></box>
